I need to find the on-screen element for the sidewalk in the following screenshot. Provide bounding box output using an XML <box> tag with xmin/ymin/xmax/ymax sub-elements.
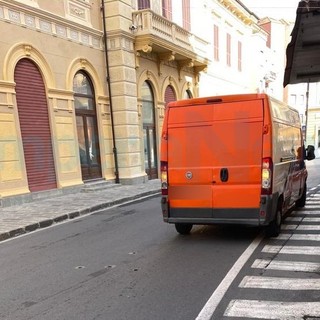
<box><xmin>0</xmin><ymin>179</ymin><xmax>161</xmax><ymax>242</ymax></box>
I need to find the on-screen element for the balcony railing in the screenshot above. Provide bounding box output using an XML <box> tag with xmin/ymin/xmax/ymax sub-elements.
<box><xmin>132</xmin><ymin>9</ymin><xmax>208</xmax><ymax>67</ymax></box>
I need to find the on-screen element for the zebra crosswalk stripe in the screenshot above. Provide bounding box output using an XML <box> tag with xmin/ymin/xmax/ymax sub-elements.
<box><xmin>224</xmin><ymin>300</ymin><xmax>320</xmax><ymax>319</ymax></box>
<box><xmin>251</xmin><ymin>259</ymin><xmax>320</xmax><ymax>272</ymax></box>
<box><xmin>239</xmin><ymin>276</ymin><xmax>320</xmax><ymax>290</ymax></box>
<box><xmin>262</xmin><ymin>245</ymin><xmax>320</xmax><ymax>255</ymax></box>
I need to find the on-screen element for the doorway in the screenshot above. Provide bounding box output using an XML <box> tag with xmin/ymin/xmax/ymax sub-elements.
<box><xmin>73</xmin><ymin>71</ymin><xmax>102</xmax><ymax>181</ymax></box>
<box><xmin>142</xmin><ymin>81</ymin><xmax>158</xmax><ymax>179</ymax></box>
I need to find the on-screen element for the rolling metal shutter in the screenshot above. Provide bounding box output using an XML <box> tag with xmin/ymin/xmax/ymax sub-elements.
<box><xmin>14</xmin><ymin>58</ymin><xmax>57</xmax><ymax>192</ymax></box>
<box><xmin>164</xmin><ymin>85</ymin><xmax>176</xmax><ymax>108</ymax></box>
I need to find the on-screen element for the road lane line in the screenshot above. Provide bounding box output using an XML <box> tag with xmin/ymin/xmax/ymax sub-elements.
<box><xmin>262</xmin><ymin>245</ymin><xmax>320</xmax><ymax>255</ymax></box>
<box><xmin>224</xmin><ymin>300</ymin><xmax>320</xmax><ymax>319</ymax></box>
<box><xmin>251</xmin><ymin>259</ymin><xmax>320</xmax><ymax>272</ymax></box>
<box><xmin>239</xmin><ymin>276</ymin><xmax>320</xmax><ymax>290</ymax></box>
<box><xmin>195</xmin><ymin>233</ymin><xmax>264</xmax><ymax>320</ymax></box>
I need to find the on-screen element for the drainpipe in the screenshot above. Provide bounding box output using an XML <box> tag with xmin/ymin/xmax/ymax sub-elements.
<box><xmin>305</xmin><ymin>82</ymin><xmax>310</xmax><ymax>144</ymax></box>
<box><xmin>101</xmin><ymin>0</ymin><xmax>120</xmax><ymax>184</ymax></box>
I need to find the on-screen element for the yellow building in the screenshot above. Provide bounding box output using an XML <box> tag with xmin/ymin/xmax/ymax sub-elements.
<box><xmin>0</xmin><ymin>0</ymin><xmax>209</xmax><ymax>202</ymax></box>
<box><xmin>0</xmin><ymin>0</ymin><xmax>267</xmax><ymax>204</ymax></box>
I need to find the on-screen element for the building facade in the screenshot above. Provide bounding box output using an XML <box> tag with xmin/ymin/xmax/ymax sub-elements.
<box><xmin>0</xmin><ymin>0</ymin><xmax>271</xmax><ymax>202</ymax></box>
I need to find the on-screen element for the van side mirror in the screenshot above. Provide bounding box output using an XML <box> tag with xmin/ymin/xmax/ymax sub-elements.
<box><xmin>306</xmin><ymin>145</ymin><xmax>315</xmax><ymax>161</ymax></box>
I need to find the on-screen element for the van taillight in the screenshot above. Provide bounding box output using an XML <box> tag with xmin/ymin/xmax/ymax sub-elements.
<box><xmin>161</xmin><ymin>161</ymin><xmax>168</xmax><ymax>195</ymax></box>
<box><xmin>261</xmin><ymin>157</ymin><xmax>273</xmax><ymax>195</ymax></box>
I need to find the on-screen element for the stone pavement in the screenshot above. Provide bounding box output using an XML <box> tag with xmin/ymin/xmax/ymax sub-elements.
<box><xmin>0</xmin><ymin>179</ymin><xmax>161</xmax><ymax>242</ymax></box>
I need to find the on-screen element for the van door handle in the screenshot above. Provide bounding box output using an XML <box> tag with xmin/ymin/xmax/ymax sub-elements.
<box><xmin>220</xmin><ymin>168</ymin><xmax>229</xmax><ymax>182</ymax></box>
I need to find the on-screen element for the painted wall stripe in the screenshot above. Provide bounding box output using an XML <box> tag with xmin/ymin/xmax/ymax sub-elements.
<box><xmin>239</xmin><ymin>276</ymin><xmax>320</xmax><ymax>290</ymax></box>
<box><xmin>224</xmin><ymin>300</ymin><xmax>320</xmax><ymax>319</ymax></box>
<box><xmin>251</xmin><ymin>259</ymin><xmax>320</xmax><ymax>272</ymax></box>
<box><xmin>195</xmin><ymin>234</ymin><xmax>264</xmax><ymax>320</ymax></box>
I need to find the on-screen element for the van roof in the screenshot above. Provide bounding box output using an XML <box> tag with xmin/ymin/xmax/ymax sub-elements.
<box><xmin>167</xmin><ymin>93</ymin><xmax>268</xmax><ymax>108</ymax></box>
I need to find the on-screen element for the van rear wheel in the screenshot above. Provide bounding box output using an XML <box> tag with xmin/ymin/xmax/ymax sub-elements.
<box><xmin>175</xmin><ymin>223</ymin><xmax>193</xmax><ymax>235</ymax></box>
<box><xmin>266</xmin><ymin>205</ymin><xmax>282</xmax><ymax>237</ymax></box>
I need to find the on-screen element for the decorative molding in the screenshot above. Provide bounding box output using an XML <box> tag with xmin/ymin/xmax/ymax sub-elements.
<box><xmin>24</xmin><ymin>45</ymin><xmax>32</xmax><ymax>56</ymax></box>
<box><xmin>0</xmin><ymin>3</ymin><xmax>102</xmax><ymax>50</ymax></box>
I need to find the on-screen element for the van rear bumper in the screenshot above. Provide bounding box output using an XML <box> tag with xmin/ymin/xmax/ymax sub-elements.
<box><xmin>167</xmin><ymin>208</ymin><xmax>261</xmax><ymax>226</ymax></box>
<box><xmin>161</xmin><ymin>195</ymin><xmax>278</xmax><ymax>227</ymax></box>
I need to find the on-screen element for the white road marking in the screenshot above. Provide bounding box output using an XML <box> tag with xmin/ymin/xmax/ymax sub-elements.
<box><xmin>224</xmin><ymin>300</ymin><xmax>320</xmax><ymax>319</ymax></box>
<box><xmin>292</xmin><ymin>210</ymin><xmax>320</xmax><ymax>215</ymax></box>
<box><xmin>262</xmin><ymin>245</ymin><xmax>320</xmax><ymax>255</ymax></box>
<box><xmin>239</xmin><ymin>276</ymin><xmax>320</xmax><ymax>290</ymax></box>
<box><xmin>304</xmin><ymin>217</ymin><xmax>320</xmax><ymax>222</ymax></box>
<box><xmin>251</xmin><ymin>259</ymin><xmax>320</xmax><ymax>272</ymax></box>
<box><xmin>195</xmin><ymin>234</ymin><xmax>264</xmax><ymax>320</ymax></box>
<box><xmin>297</xmin><ymin>225</ymin><xmax>320</xmax><ymax>230</ymax></box>
<box><xmin>303</xmin><ymin>205</ymin><xmax>320</xmax><ymax>209</ymax></box>
<box><xmin>291</xmin><ymin>234</ymin><xmax>320</xmax><ymax>241</ymax></box>
<box><xmin>281</xmin><ymin>224</ymin><xmax>297</xmax><ymax>230</ymax></box>
<box><xmin>284</xmin><ymin>217</ymin><xmax>303</xmax><ymax>222</ymax></box>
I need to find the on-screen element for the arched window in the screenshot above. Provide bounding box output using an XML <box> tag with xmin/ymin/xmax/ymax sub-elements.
<box><xmin>74</xmin><ymin>71</ymin><xmax>102</xmax><ymax>181</ymax></box>
<box><xmin>142</xmin><ymin>81</ymin><xmax>158</xmax><ymax>179</ymax></box>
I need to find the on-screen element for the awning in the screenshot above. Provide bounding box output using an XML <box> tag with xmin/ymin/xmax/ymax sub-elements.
<box><xmin>284</xmin><ymin>0</ymin><xmax>320</xmax><ymax>86</ymax></box>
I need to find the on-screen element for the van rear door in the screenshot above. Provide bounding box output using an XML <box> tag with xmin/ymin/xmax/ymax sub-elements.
<box><xmin>167</xmin><ymin>103</ymin><xmax>214</xmax><ymax>219</ymax></box>
<box><xmin>167</xmin><ymin>98</ymin><xmax>264</xmax><ymax>220</ymax></box>
<box><xmin>211</xmin><ymin>99</ymin><xmax>263</xmax><ymax>214</ymax></box>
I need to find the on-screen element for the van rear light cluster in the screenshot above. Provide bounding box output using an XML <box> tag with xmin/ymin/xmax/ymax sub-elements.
<box><xmin>261</xmin><ymin>157</ymin><xmax>273</xmax><ymax>195</ymax></box>
<box><xmin>161</xmin><ymin>161</ymin><xmax>168</xmax><ymax>195</ymax></box>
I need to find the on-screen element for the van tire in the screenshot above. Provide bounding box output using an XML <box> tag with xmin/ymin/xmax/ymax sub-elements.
<box><xmin>296</xmin><ymin>183</ymin><xmax>307</xmax><ymax>208</ymax></box>
<box><xmin>175</xmin><ymin>223</ymin><xmax>193</xmax><ymax>235</ymax></box>
<box><xmin>266</xmin><ymin>204</ymin><xmax>282</xmax><ymax>237</ymax></box>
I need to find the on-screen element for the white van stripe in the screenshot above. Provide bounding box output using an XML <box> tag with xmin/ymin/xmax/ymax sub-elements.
<box><xmin>239</xmin><ymin>276</ymin><xmax>320</xmax><ymax>290</ymax></box>
<box><xmin>251</xmin><ymin>259</ymin><xmax>320</xmax><ymax>272</ymax></box>
<box><xmin>262</xmin><ymin>245</ymin><xmax>320</xmax><ymax>255</ymax></box>
<box><xmin>224</xmin><ymin>300</ymin><xmax>320</xmax><ymax>319</ymax></box>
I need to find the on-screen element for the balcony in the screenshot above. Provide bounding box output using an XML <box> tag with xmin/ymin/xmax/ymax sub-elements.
<box><xmin>132</xmin><ymin>9</ymin><xmax>209</xmax><ymax>74</ymax></box>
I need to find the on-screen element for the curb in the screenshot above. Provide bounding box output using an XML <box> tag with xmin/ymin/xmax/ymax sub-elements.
<box><xmin>0</xmin><ymin>190</ymin><xmax>160</xmax><ymax>243</ymax></box>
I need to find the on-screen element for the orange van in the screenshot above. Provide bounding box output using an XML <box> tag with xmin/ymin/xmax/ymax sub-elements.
<box><xmin>160</xmin><ymin>94</ymin><xmax>315</xmax><ymax>237</ymax></box>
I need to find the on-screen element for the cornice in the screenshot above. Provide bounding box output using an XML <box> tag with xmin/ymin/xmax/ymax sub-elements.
<box><xmin>0</xmin><ymin>0</ymin><xmax>103</xmax><ymax>49</ymax></box>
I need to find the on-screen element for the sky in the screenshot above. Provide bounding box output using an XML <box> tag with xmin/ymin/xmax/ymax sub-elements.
<box><xmin>241</xmin><ymin>0</ymin><xmax>300</xmax><ymax>21</ymax></box>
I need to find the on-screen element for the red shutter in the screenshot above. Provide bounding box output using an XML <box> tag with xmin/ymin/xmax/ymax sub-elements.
<box><xmin>165</xmin><ymin>85</ymin><xmax>176</xmax><ymax>108</ymax></box>
<box><xmin>227</xmin><ymin>33</ymin><xmax>231</xmax><ymax>66</ymax></box>
<box><xmin>182</xmin><ymin>0</ymin><xmax>191</xmax><ymax>31</ymax></box>
<box><xmin>138</xmin><ymin>0</ymin><xmax>150</xmax><ymax>10</ymax></box>
<box><xmin>14</xmin><ymin>59</ymin><xmax>57</xmax><ymax>192</ymax></box>
<box><xmin>162</xmin><ymin>0</ymin><xmax>172</xmax><ymax>20</ymax></box>
<box><xmin>214</xmin><ymin>25</ymin><xmax>219</xmax><ymax>61</ymax></box>
<box><xmin>238</xmin><ymin>41</ymin><xmax>242</xmax><ymax>72</ymax></box>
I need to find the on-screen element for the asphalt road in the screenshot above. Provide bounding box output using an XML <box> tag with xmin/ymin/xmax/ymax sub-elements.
<box><xmin>0</xmin><ymin>158</ymin><xmax>319</xmax><ymax>320</ymax></box>
<box><xmin>0</xmin><ymin>196</ymin><xmax>259</xmax><ymax>320</ymax></box>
